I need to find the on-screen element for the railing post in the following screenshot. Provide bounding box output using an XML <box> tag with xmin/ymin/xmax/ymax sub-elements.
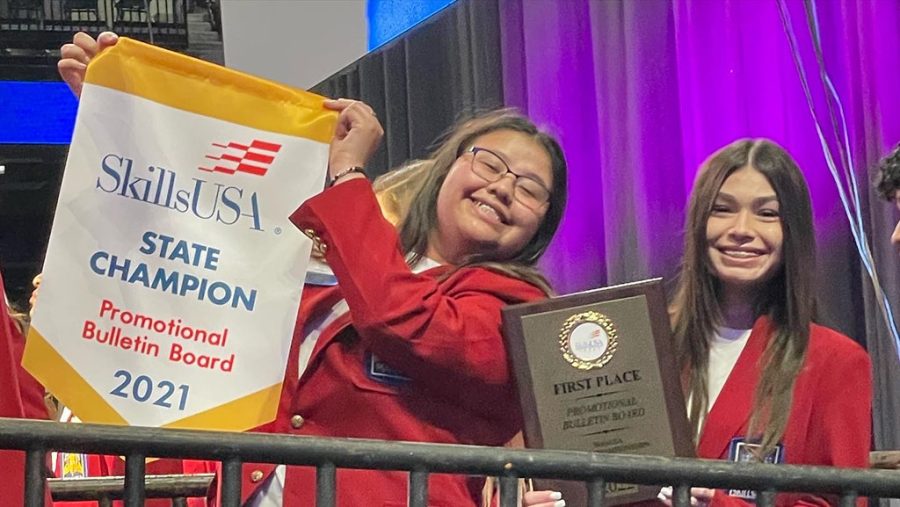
<box><xmin>103</xmin><ymin>0</ymin><xmax>113</xmax><ymax>29</ymax></box>
<box><xmin>587</xmin><ymin>478</ymin><xmax>606</xmax><ymax>507</ymax></box>
<box><xmin>499</xmin><ymin>475</ymin><xmax>519</xmax><ymax>507</ymax></box>
<box><xmin>756</xmin><ymin>489</ymin><xmax>776</xmax><ymax>507</ymax></box>
<box><xmin>673</xmin><ymin>484</ymin><xmax>691</xmax><ymax>507</ymax></box>
<box><xmin>839</xmin><ymin>490</ymin><xmax>858</xmax><ymax>507</ymax></box>
<box><xmin>24</xmin><ymin>448</ymin><xmax>45</xmax><ymax>507</ymax></box>
<box><xmin>123</xmin><ymin>452</ymin><xmax>146</xmax><ymax>507</ymax></box>
<box><xmin>220</xmin><ymin>457</ymin><xmax>243</xmax><ymax>507</ymax></box>
<box><xmin>408</xmin><ymin>469</ymin><xmax>428</xmax><ymax>507</ymax></box>
<box><xmin>317</xmin><ymin>462</ymin><xmax>336</xmax><ymax>507</ymax></box>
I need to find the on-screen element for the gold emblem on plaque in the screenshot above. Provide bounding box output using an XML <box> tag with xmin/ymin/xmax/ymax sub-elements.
<box><xmin>559</xmin><ymin>311</ymin><xmax>618</xmax><ymax>370</ymax></box>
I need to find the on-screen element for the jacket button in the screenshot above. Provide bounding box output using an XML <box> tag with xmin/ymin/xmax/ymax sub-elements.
<box><xmin>302</xmin><ymin>228</ymin><xmax>328</xmax><ymax>256</ymax></box>
<box><xmin>290</xmin><ymin>414</ymin><xmax>305</xmax><ymax>429</ymax></box>
<box><xmin>249</xmin><ymin>470</ymin><xmax>264</xmax><ymax>483</ymax></box>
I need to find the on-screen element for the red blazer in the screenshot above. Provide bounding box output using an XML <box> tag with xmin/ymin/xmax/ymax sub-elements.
<box><xmin>0</xmin><ymin>269</ymin><xmax>50</xmax><ymax>506</ymax></box>
<box><xmin>226</xmin><ymin>180</ymin><xmax>544</xmax><ymax>506</ymax></box>
<box><xmin>701</xmin><ymin>316</ymin><xmax>872</xmax><ymax>507</ymax></box>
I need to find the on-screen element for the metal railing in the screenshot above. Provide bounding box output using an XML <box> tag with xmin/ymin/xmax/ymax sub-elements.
<box><xmin>1</xmin><ymin>417</ymin><xmax>899</xmax><ymax>507</ymax></box>
<box><xmin>0</xmin><ymin>0</ymin><xmax>188</xmax><ymax>50</ymax></box>
<box><xmin>49</xmin><ymin>473</ymin><xmax>214</xmax><ymax>506</ymax></box>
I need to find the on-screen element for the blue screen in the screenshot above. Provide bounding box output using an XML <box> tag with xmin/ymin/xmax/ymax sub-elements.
<box><xmin>367</xmin><ymin>0</ymin><xmax>457</xmax><ymax>50</ymax></box>
<box><xmin>0</xmin><ymin>81</ymin><xmax>77</xmax><ymax>145</ymax></box>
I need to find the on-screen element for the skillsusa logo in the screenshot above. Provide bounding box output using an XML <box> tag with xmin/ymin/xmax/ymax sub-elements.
<box><xmin>199</xmin><ymin>140</ymin><xmax>282</xmax><ymax>176</ymax></box>
<box><xmin>94</xmin><ymin>139</ymin><xmax>274</xmax><ymax>231</ymax></box>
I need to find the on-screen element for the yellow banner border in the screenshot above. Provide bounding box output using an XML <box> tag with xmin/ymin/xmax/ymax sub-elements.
<box><xmin>85</xmin><ymin>37</ymin><xmax>336</xmax><ymax>143</ymax></box>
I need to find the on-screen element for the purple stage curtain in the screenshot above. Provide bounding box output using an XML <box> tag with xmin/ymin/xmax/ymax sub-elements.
<box><xmin>500</xmin><ymin>0</ymin><xmax>899</xmax><ymax>453</ymax></box>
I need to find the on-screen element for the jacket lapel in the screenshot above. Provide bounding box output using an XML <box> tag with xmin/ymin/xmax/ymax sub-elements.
<box><xmin>299</xmin><ymin>284</ymin><xmax>343</xmax><ymax>320</ymax></box>
<box><xmin>261</xmin><ymin>284</ymin><xmax>345</xmax><ymax>432</ymax></box>
<box><xmin>696</xmin><ymin>316</ymin><xmax>773</xmax><ymax>459</ymax></box>
<box><xmin>308</xmin><ymin>310</ymin><xmax>353</xmax><ymax>364</ymax></box>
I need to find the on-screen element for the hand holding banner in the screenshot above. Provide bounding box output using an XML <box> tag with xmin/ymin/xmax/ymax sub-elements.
<box><xmin>24</xmin><ymin>38</ymin><xmax>337</xmax><ymax>432</ymax></box>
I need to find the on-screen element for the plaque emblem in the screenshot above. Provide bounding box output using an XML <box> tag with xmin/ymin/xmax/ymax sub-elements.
<box><xmin>559</xmin><ymin>311</ymin><xmax>618</xmax><ymax>370</ymax></box>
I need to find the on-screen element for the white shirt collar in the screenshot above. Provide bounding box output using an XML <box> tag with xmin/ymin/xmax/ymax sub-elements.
<box><xmin>305</xmin><ymin>254</ymin><xmax>441</xmax><ymax>286</ymax></box>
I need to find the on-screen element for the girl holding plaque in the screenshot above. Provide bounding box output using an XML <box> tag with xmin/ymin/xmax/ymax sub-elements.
<box><xmin>658</xmin><ymin>139</ymin><xmax>872</xmax><ymax>507</ymax></box>
<box><xmin>525</xmin><ymin>141</ymin><xmax>871</xmax><ymax>507</ymax></box>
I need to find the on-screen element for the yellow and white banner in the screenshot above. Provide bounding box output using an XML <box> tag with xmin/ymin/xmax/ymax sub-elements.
<box><xmin>23</xmin><ymin>38</ymin><xmax>336</xmax><ymax>431</ymax></box>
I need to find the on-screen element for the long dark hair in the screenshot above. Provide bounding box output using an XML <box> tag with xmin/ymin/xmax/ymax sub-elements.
<box><xmin>670</xmin><ymin>139</ymin><xmax>815</xmax><ymax>456</ymax></box>
<box><xmin>396</xmin><ymin>109</ymin><xmax>568</xmax><ymax>293</ymax></box>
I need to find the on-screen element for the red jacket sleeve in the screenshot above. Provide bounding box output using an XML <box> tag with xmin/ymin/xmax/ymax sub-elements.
<box><xmin>806</xmin><ymin>340</ymin><xmax>871</xmax><ymax>468</ymax></box>
<box><xmin>290</xmin><ymin>179</ymin><xmax>546</xmax><ymax>415</ymax></box>
<box><xmin>0</xmin><ymin>271</ymin><xmax>28</xmax><ymax>419</ymax></box>
<box><xmin>0</xmin><ymin>274</ymin><xmax>48</xmax><ymax>421</ymax></box>
<box><xmin>0</xmin><ymin>269</ymin><xmax>50</xmax><ymax>505</ymax></box>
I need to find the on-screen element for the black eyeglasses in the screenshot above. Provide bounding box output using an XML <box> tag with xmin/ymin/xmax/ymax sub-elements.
<box><xmin>466</xmin><ymin>146</ymin><xmax>551</xmax><ymax>211</ymax></box>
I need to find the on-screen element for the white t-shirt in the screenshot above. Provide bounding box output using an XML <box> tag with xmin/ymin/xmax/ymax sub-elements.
<box><xmin>687</xmin><ymin>326</ymin><xmax>752</xmax><ymax>437</ymax></box>
<box><xmin>707</xmin><ymin>326</ymin><xmax>752</xmax><ymax>409</ymax></box>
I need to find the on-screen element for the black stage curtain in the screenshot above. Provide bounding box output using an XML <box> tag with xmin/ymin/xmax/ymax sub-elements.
<box><xmin>310</xmin><ymin>0</ymin><xmax>503</xmax><ymax>178</ymax></box>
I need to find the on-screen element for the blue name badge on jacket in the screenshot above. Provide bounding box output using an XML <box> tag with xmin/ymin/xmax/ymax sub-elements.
<box><xmin>305</xmin><ymin>258</ymin><xmax>338</xmax><ymax>286</ymax></box>
<box><xmin>367</xmin><ymin>353</ymin><xmax>411</xmax><ymax>386</ymax></box>
<box><xmin>727</xmin><ymin>437</ymin><xmax>785</xmax><ymax>500</ymax></box>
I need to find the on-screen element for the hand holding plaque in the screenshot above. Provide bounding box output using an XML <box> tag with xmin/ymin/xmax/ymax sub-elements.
<box><xmin>502</xmin><ymin>279</ymin><xmax>694</xmax><ymax>506</ymax></box>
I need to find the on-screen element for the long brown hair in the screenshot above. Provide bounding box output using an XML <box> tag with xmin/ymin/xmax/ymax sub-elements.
<box><xmin>670</xmin><ymin>139</ymin><xmax>815</xmax><ymax>456</ymax></box>
<box><xmin>395</xmin><ymin>109</ymin><xmax>568</xmax><ymax>294</ymax></box>
<box><xmin>7</xmin><ymin>305</ymin><xmax>29</xmax><ymax>334</ymax></box>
